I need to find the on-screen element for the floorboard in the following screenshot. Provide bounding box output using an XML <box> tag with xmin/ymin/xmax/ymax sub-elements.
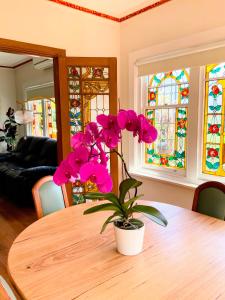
<box><xmin>0</xmin><ymin>197</ymin><xmax>36</xmax><ymax>298</ymax></box>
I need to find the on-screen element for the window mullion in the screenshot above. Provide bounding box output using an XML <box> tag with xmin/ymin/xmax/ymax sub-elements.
<box><xmin>186</xmin><ymin>67</ymin><xmax>200</xmax><ymax>182</ymax></box>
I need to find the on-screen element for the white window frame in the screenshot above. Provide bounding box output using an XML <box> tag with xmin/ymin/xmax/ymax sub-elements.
<box><xmin>128</xmin><ymin>39</ymin><xmax>225</xmax><ymax>188</ymax></box>
<box><xmin>24</xmin><ymin>83</ymin><xmax>55</xmax><ymax>138</ymax></box>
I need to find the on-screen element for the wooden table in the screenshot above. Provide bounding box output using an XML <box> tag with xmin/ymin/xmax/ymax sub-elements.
<box><xmin>8</xmin><ymin>201</ymin><xmax>225</xmax><ymax>300</ymax></box>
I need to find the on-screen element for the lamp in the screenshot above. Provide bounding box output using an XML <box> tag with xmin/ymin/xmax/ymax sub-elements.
<box><xmin>14</xmin><ymin>110</ymin><xmax>34</xmax><ymax>124</ymax></box>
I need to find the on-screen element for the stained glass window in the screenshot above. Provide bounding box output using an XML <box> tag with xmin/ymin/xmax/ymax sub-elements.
<box><xmin>202</xmin><ymin>62</ymin><xmax>225</xmax><ymax>176</ymax></box>
<box><xmin>144</xmin><ymin>69</ymin><xmax>189</xmax><ymax>170</ymax></box>
<box><xmin>67</xmin><ymin>66</ymin><xmax>110</xmax><ymax>203</ymax></box>
<box><xmin>26</xmin><ymin>98</ymin><xmax>57</xmax><ymax>139</ymax></box>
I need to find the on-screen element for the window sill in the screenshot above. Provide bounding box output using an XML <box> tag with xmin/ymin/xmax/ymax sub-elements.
<box><xmin>129</xmin><ymin>168</ymin><xmax>198</xmax><ymax>190</ymax></box>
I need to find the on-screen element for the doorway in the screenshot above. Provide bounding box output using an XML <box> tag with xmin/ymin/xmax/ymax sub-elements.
<box><xmin>0</xmin><ymin>38</ymin><xmax>118</xmax><ymax>203</ymax></box>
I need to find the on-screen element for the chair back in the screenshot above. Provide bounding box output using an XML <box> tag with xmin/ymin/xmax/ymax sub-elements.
<box><xmin>0</xmin><ymin>276</ymin><xmax>17</xmax><ymax>300</ymax></box>
<box><xmin>32</xmin><ymin>176</ymin><xmax>70</xmax><ymax>219</ymax></box>
<box><xmin>192</xmin><ymin>181</ymin><xmax>225</xmax><ymax>220</ymax></box>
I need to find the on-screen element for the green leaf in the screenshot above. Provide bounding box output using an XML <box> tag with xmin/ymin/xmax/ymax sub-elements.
<box><xmin>74</xmin><ymin>112</ymin><xmax>81</xmax><ymax>118</ymax></box>
<box><xmin>119</xmin><ymin>178</ymin><xmax>142</xmax><ymax>203</ymax></box>
<box><xmin>148</xmin><ymin>158</ymin><xmax>153</xmax><ymax>163</ymax></box>
<box><xmin>206</xmin><ymin>160</ymin><xmax>214</xmax><ymax>169</ymax></box>
<box><xmin>211</xmin><ymin>66</ymin><xmax>221</xmax><ymax>74</ymax></box>
<box><xmin>83</xmin><ymin>203</ymin><xmax>121</xmax><ymax>215</ymax></box>
<box><xmin>153</xmin><ymin>75</ymin><xmax>161</xmax><ymax>84</ymax></box>
<box><xmin>177</xmin><ymin>162</ymin><xmax>184</xmax><ymax>168</ymax></box>
<box><xmin>177</xmin><ymin>132</ymin><xmax>186</xmax><ymax>138</ymax></box>
<box><xmin>213</xmin><ymin>162</ymin><xmax>220</xmax><ymax>169</ymax></box>
<box><xmin>216</xmin><ymin>105</ymin><xmax>222</xmax><ymax>111</ymax></box>
<box><xmin>132</xmin><ymin>205</ymin><xmax>168</xmax><ymax>227</ymax></box>
<box><xmin>178</xmin><ymin>109</ymin><xmax>186</xmax><ymax>115</ymax></box>
<box><xmin>84</xmin><ymin>192</ymin><xmax>121</xmax><ymax>208</ymax></box>
<box><xmin>100</xmin><ymin>212</ymin><xmax>120</xmax><ymax>234</ymax></box>
<box><xmin>147</xmin><ymin>148</ymin><xmax>154</xmax><ymax>155</ymax></box>
<box><xmin>123</xmin><ymin>194</ymin><xmax>144</xmax><ymax>210</ymax></box>
<box><xmin>128</xmin><ymin>218</ymin><xmax>144</xmax><ymax>228</ymax></box>
<box><xmin>176</xmin><ymin>70</ymin><xmax>184</xmax><ymax>81</ymax></box>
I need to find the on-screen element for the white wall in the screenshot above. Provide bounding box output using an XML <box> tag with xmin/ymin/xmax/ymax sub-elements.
<box><xmin>0</xmin><ymin>0</ymin><xmax>120</xmax><ymax>57</ymax></box>
<box><xmin>120</xmin><ymin>0</ymin><xmax>225</xmax><ymax>209</ymax></box>
<box><xmin>0</xmin><ymin>67</ymin><xmax>16</xmax><ymax>152</ymax></box>
<box><xmin>0</xmin><ymin>68</ymin><xmax>16</xmax><ymax>127</ymax></box>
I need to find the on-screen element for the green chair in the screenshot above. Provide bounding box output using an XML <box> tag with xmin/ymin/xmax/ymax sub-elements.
<box><xmin>192</xmin><ymin>181</ymin><xmax>225</xmax><ymax>220</ymax></box>
<box><xmin>0</xmin><ymin>275</ymin><xmax>17</xmax><ymax>300</ymax></box>
<box><xmin>32</xmin><ymin>176</ymin><xmax>70</xmax><ymax>219</ymax></box>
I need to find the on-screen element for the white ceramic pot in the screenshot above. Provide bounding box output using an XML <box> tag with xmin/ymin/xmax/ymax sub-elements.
<box><xmin>114</xmin><ymin>223</ymin><xmax>145</xmax><ymax>256</ymax></box>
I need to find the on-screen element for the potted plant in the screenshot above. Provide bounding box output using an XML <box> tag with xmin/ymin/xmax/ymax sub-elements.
<box><xmin>53</xmin><ymin>109</ymin><xmax>168</xmax><ymax>256</ymax></box>
<box><xmin>0</xmin><ymin>107</ymin><xmax>19</xmax><ymax>151</ymax></box>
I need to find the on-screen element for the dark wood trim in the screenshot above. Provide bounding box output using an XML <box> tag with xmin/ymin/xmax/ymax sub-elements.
<box><xmin>0</xmin><ymin>65</ymin><xmax>13</xmax><ymax>69</ymax></box>
<box><xmin>0</xmin><ymin>59</ymin><xmax>32</xmax><ymax>69</ymax></box>
<box><xmin>54</xmin><ymin>56</ymin><xmax>72</xmax><ymax>203</ymax></box>
<box><xmin>0</xmin><ymin>38</ymin><xmax>65</xmax><ymax>57</ymax></box>
<box><xmin>192</xmin><ymin>181</ymin><xmax>225</xmax><ymax>220</ymax></box>
<box><xmin>66</xmin><ymin>57</ymin><xmax>115</xmax><ymax>67</ymax></box>
<box><xmin>13</xmin><ymin>58</ymin><xmax>32</xmax><ymax>69</ymax></box>
<box><xmin>108</xmin><ymin>57</ymin><xmax>119</xmax><ymax>194</ymax></box>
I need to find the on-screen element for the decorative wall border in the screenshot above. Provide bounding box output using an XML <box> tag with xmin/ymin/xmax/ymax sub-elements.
<box><xmin>49</xmin><ymin>0</ymin><xmax>172</xmax><ymax>23</ymax></box>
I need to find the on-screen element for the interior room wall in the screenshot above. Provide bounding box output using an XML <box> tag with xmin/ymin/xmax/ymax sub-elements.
<box><xmin>0</xmin><ymin>67</ymin><xmax>16</xmax><ymax>152</ymax></box>
<box><xmin>15</xmin><ymin>60</ymin><xmax>54</xmax><ymax>137</ymax></box>
<box><xmin>120</xmin><ymin>0</ymin><xmax>225</xmax><ymax>209</ymax></box>
<box><xmin>15</xmin><ymin>61</ymin><xmax>54</xmax><ymax>101</ymax></box>
<box><xmin>0</xmin><ymin>0</ymin><xmax>120</xmax><ymax>58</ymax></box>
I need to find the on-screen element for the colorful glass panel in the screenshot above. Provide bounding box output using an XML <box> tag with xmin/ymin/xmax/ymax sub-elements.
<box><xmin>67</xmin><ymin>66</ymin><xmax>110</xmax><ymax>203</ymax></box>
<box><xmin>202</xmin><ymin>63</ymin><xmax>225</xmax><ymax>176</ymax></box>
<box><xmin>145</xmin><ymin>68</ymin><xmax>189</xmax><ymax>170</ymax></box>
<box><xmin>27</xmin><ymin>99</ymin><xmax>57</xmax><ymax>139</ymax></box>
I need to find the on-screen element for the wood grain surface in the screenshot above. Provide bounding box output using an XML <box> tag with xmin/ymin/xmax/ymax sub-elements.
<box><xmin>7</xmin><ymin>201</ymin><xmax>225</xmax><ymax>300</ymax></box>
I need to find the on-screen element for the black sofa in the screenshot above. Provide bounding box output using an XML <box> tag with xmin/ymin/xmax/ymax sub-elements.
<box><xmin>0</xmin><ymin>136</ymin><xmax>57</xmax><ymax>206</ymax></box>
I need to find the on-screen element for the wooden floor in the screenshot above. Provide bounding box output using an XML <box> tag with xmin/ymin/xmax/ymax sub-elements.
<box><xmin>0</xmin><ymin>197</ymin><xmax>36</xmax><ymax>297</ymax></box>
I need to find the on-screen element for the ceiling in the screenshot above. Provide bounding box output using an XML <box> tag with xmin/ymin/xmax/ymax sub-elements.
<box><xmin>67</xmin><ymin>0</ymin><xmax>158</xmax><ymax>17</ymax></box>
<box><xmin>0</xmin><ymin>52</ymin><xmax>31</xmax><ymax>67</ymax></box>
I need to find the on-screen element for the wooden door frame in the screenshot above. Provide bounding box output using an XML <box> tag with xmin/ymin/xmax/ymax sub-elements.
<box><xmin>0</xmin><ymin>37</ymin><xmax>70</xmax><ymax>162</ymax></box>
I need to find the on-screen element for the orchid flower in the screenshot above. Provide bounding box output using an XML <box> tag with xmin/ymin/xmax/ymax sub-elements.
<box><xmin>80</xmin><ymin>162</ymin><xmax>112</xmax><ymax>193</ymax></box>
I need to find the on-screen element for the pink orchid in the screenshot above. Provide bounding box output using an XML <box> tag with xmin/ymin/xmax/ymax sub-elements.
<box><xmin>96</xmin><ymin>141</ymin><xmax>108</xmax><ymax>167</ymax></box>
<box><xmin>137</xmin><ymin>114</ymin><xmax>158</xmax><ymax>143</ymax></box>
<box><xmin>85</xmin><ymin>122</ymin><xmax>99</xmax><ymax>141</ymax></box>
<box><xmin>117</xmin><ymin>109</ymin><xmax>139</xmax><ymax>132</ymax></box>
<box><xmin>67</xmin><ymin>145</ymin><xmax>89</xmax><ymax>175</ymax></box>
<box><xmin>71</xmin><ymin>132</ymin><xmax>91</xmax><ymax>149</ymax></box>
<box><xmin>97</xmin><ymin>114</ymin><xmax>121</xmax><ymax>149</ymax></box>
<box><xmin>53</xmin><ymin>159</ymin><xmax>76</xmax><ymax>185</ymax></box>
<box><xmin>80</xmin><ymin>162</ymin><xmax>112</xmax><ymax>193</ymax></box>
<box><xmin>97</xmin><ymin>114</ymin><xmax>120</xmax><ymax>133</ymax></box>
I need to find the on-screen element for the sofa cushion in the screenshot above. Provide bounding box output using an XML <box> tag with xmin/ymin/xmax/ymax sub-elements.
<box><xmin>15</xmin><ymin>136</ymin><xmax>33</xmax><ymax>153</ymax></box>
<box><xmin>0</xmin><ymin>136</ymin><xmax>58</xmax><ymax>205</ymax></box>
<box><xmin>27</xmin><ymin>137</ymin><xmax>48</xmax><ymax>155</ymax></box>
<box><xmin>39</xmin><ymin>139</ymin><xmax>57</xmax><ymax>166</ymax></box>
